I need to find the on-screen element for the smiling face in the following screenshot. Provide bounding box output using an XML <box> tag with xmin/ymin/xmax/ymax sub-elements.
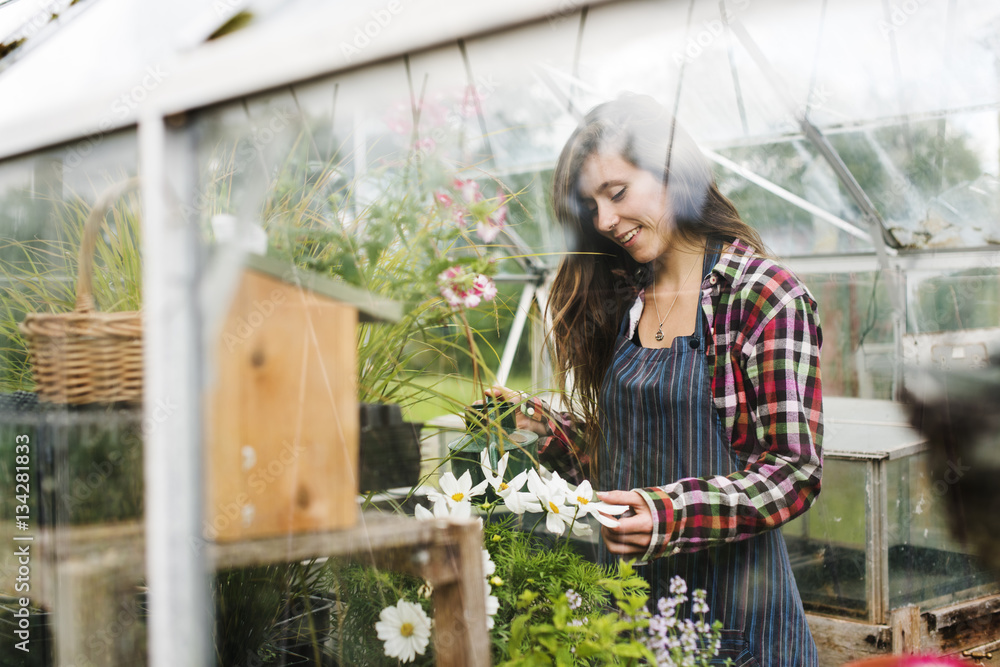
<box><xmin>577</xmin><ymin>151</ymin><xmax>676</xmax><ymax>265</ymax></box>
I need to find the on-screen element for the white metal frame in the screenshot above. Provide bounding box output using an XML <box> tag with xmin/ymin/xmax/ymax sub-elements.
<box><xmin>1</xmin><ymin>1</ymin><xmax>998</xmax><ymax>664</ymax></box>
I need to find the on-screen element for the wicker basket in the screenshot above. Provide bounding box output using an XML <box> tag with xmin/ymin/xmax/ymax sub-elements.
<box><xmin>19</xmin><ymin>179</ymin><xmax>142</xmax><ymax>405</ymax></box>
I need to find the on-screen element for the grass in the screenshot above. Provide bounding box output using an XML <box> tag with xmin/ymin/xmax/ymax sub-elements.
<box><xmin>401</xmin><ymin>371</ymin><xmax>533</xmax><ymax>423</ymax></box>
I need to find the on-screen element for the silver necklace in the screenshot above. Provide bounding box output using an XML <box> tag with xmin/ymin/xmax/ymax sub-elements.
<box><xmin>650</xmin><ymin>255</ymin><xmax>700</xmax><ymax>342</ymax></box>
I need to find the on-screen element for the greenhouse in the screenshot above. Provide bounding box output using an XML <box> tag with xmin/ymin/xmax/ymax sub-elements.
<box><xmin>0</xmin><ymin>0</ymin><xmax>999</xmax><ymax>665</ymax></box>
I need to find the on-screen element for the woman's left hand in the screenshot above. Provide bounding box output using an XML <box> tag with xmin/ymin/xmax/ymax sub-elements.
<box><xmin>596</xmin><ymin>490</ymin><xmax>654</xmax><ymax>559</ymax></box>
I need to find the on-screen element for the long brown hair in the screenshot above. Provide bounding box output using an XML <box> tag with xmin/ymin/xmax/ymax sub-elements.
<box><xmin>548</xmin><ymin>94</ymin><xmax>766</xmax><ymax>464</ymax></box>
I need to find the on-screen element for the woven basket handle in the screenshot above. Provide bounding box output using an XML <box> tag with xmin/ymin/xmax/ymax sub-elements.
<box><xmin>75</xmin><ymin>177</ymin><xmax>142</xmax><ymax>312</ymax></box>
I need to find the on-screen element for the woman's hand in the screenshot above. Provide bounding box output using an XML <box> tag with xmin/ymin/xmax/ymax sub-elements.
<box><xmin>482</xmin><ymin>385</ymin><xmax>547</xmax><ymax>436</ymax></box>
<box><xmin>596</xmin><ymin>490</ymin><xmax>654</xmax><ymax>559</ymax></box>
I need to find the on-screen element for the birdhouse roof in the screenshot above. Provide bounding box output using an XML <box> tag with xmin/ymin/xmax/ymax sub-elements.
<box><xmin>244</xmin><ymin>253</ymin><xmax>402</xmax><ymax>324</ymax></box>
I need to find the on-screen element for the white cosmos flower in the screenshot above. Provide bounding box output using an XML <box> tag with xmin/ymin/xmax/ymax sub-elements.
<box><xmin>482</xmin><ymin>548</ymin><xmax>496</xmax><ymax>577</ymax></box>
<box><xmin>375</xmin><ymin>599</ymin><xmax>432</xmax><ymax>664</ymax></box>
<box><xmin>479</xmin><ymin>449</ymin><xmax>533</xmax><ymax>514</ymax></box>
<box><xmin>480</xmin><ymin>449</ymin><xmax>507</xmax><ymax>489</ymax></box>
<box><xmin>567</xmin><ymin>480</ymin><xmax>628</xmax><ymax>528</ymax></box>
<box><xmin>501</xmin><ymin>483</ymin><xmax>535</xmax><ymax>515</ymax></box>
<box><xmin>414</xmin><ymin>497</ymin><xmax>483</xmax><ymax>527</ymax></box>
<box><xmin>484</xmin><ymin>579</ymin><xmax>500</xmax><ymax>629</ymax></box>
<box><xmin>525</xmin><ymin>469</ymin><xmax>576</xmax><ymax>536</ymax></box>
<box><xmin>430</xmin><ymin>470</ymin><xmax>489</xmax><ymax>509</ymax></box>
<box><xmin>486</xmin><ymin>593</ymin><xmax>499</xmax><ymax>629</ymax></box>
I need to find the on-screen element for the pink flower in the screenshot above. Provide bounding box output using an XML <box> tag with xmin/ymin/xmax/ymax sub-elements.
<box><xmin>454</xmin><ymin>178</ymin><xmax>482</xmax><ymax>204</ymax></box>
<box><xmin>475</xmin><ymin>189</ymin><xmax>508</xmax><ymax>243</ymax></box>
<box><xmin>414</xmin><ymin>137</ymin><xmax>436</xmax><ymax>154</ymax></box>
<box><xmin>476</xmin><ymin>219</ymin><xmax>502</xmax><ymax>243</ymax></box>
<box><xmin>437</xmin><ymin>265</ymin><xmax>495</xmax><ymax>310</ymax></box>
<box><xmin>439</xmin><ymin>286</ymin><xmax>461</xmax><ymax>308</ymax></box>
<box><xmin>435</xmin><ymin>192</ymin><xmax>453</xmax><ymax>207</ymax></box>
<box><xmin>438</xmin><ymin>266</ymin><xmax>462</xmax><ymax>282</ymax></box>
<box><xmin>473</xmin><ymin>274</ymin><xmax>497</xmax><ymax>301</ymax></box>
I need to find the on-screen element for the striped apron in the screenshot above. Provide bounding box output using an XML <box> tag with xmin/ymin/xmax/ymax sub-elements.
<box><xmin>598</xmin><ymin>253</ymin><xmax>817</xmax><ymax>667</ymax></box>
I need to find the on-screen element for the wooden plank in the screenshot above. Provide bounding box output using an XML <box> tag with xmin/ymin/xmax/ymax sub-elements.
<box><xmin>430</xmin><ymin>521</ymin><xmax>490</xmax><ymax>667</ymax></box>
<box><xmin>920</xmin><ymin>594</ymin><xmax>1000</xmax><ymax>656</ymax></box>
<box><xmin>37</xmin><ymin>516</ymin><xmax>491</xmax><ymax>666</ymax></box>
<box><xmin>890</xmin><ymin>605</ymin><xmax>921</xmax><ymax>654</ymax></box>
<box><xmin>206</xmin><ymin>270</ymin><xmax>360</xmax><ymax>542</ymax></box>
<box><xmin>52</xmin><ymin>550</ymin><xmax>145</xmax><ymax>667</ymax></box>
<box><xmin>213</xmin><ymin>515</ymin><xmax>451</xmax><ymax>568</ymax></box>
<box><xmin>924</xmin><ymin>594</ymin><xmax>1000</xmax><ymax>631</ymax></box>
<box><xmin>806</xmin><ymin>614</ymin><xmax>891</xmax><ymax>667</ymax></box>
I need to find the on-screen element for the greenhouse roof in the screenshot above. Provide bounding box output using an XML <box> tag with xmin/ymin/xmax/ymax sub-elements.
<box><xmin>0</xmin><ymin>0</ymin><xmax>998</xmax><ymax>257</ymax></box>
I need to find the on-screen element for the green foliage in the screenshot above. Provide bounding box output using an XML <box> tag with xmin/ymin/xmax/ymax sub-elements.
<box><xmin>499</xmin><ymin>559</ymin><xmax>657</xmax><ymax>667</ymax></box>
<box><xmin>484</xmin><ymin>517</ymin><xmax>609</xmax><ymax>647</ymax></box>
<box><xmin>214</xmin><ymin>561</ymin><xmax>334</xmax><ymax>667</ymax></box>
<box><xmin>260</xmin><ymin>144</ymin><xmax>517</xmax><ymax>413</ymax></box>
<box><xmin>322</xmin><ymin>556</ymin><xmax>435</xmax><ymax>666</ymax></box>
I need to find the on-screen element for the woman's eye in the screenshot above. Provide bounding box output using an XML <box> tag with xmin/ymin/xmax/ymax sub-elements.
<box><xmin>611</xmin><ymin>187</ymin><xmax>627</xmax><ymax>202</ymax></box>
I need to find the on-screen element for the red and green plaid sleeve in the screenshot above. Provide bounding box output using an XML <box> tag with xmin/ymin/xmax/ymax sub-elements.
<box><xmin>636</xmin><ymin>248</ymin><xmax>823</xmax><ymax>560</ymax></box>
<box><xmin>526</xmin><ymin>396</ymin><xmax>588</xmax><ymax>486</ymax></box>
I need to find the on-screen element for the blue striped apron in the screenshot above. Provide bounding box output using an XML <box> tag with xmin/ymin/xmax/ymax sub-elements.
<box><xmin>597</xmin><ymin>252</ymin><xmax>817</xmax><ymax>667</ymax></box>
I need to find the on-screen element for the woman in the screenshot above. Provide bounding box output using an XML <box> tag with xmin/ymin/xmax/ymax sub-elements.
<box><xmin>489</xmin><ymin>94</ymin><xmax>822</xmax><ymax>666</ymax></box>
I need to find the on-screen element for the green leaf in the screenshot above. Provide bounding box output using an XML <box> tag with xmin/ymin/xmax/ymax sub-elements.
<box><xmin>611</xmin><ymin>643</ymin><xmax>647</xmax><ymax>659</ymax></box>
<box><xmin>509</xmin><ymin>614</ymin><xmax>530</xmax><ymax>656</ymax></box>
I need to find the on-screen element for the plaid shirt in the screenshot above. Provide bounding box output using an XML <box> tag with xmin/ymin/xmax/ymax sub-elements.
<box><xmin>536</xmin><ymin>239</ymin><xmax>823</xmax><ymax>559</ymax></box>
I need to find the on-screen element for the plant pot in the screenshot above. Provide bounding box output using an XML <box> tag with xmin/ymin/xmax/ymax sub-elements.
<box><xmin>358</xmin><ymin>403</ymin><xmax>422</xmax><ymax>492</ymax></box>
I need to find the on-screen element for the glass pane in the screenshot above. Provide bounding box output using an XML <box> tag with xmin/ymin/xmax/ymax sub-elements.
<box><xmin>885</xmin><ymin>454</ymin><xmax>999</xmax><ymax>610</ymax></box>
<box><xmin>796</xmin><ymin>272</ymin><xmax>897</xmax><ymax>399</ymax></box>
<box><xmin>906</xmin><ymin>266</ymin><xmax>1000</xmax><ymax>336</ymax></box>
<box><xmin>782</xmin><ymin>458</ymin><xmax>870</xmax><ymax>620</ymax></box>
<box><xmin>0</xmin><ymin>129</ymin><xmax>141</xmax><ymax>666</ymax></box>
<box><xmin>716</xmin><ymin>141</ymin><xmax>875</xmax><ymax>256</ymax></box>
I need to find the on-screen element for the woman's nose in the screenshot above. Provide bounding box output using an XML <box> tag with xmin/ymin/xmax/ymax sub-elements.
<box><xmin>595</xmin><ymin>206</ymin><xmax>618</xmax><ymax>233</ymax></box>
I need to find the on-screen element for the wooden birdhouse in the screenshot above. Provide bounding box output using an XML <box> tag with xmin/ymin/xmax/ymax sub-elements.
<box><xmin>205</xmin><ymin>254</ymin><xmax>401</xmax><ymax>542</ymax></box>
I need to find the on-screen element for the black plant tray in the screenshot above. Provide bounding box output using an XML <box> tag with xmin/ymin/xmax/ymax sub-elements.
<box><xmin>358</xmin><ymin>403</ymin><xmax>422</xmax><ymax>492</ymax></box>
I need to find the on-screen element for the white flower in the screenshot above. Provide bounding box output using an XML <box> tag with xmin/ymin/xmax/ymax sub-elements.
<box><xmin>430</xmin><ymin>470</ymin><xmax>489</xmax><ymax>509</ymax></box>
<box><xmin>485</xmin><ymin>592</ymin><xmax>499</xmax><ymax>629</ymax></box>
<box><xmin>483</xmin><ymin>578</ymin><xmax>500</xmax><ymax>630</ymax></box>
<box><xmin>415</xmin><ymin>496</ymin><xmax>473</xmax><ymax>521</ymax></box>
<box><xmin>566</xmin><ymin>480</ymin><xmax>628</xmax><ymax>528</ymax></box>
<box><xmin>479</xmin><ymin>449</ymin><xmax>533</xmax><ymax>514</ymax></box>
<box><xmin>482</xmin><ymin>548</ymin><xmax>496</xmax><ymax>577</ymax></box>
<box><xmin>375</xmin><ymin>599</ymin><xmax>432</xmax><ymax>664</ymax></box>
<box><xmin>525</xmin><ymin>469</ymin><xmax>575</xmax><ymax>536</ymax></box>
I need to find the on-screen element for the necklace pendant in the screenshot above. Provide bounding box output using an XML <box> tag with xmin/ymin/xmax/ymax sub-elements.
<box><xmin>655</xmin><ymin>329</ymin><xmax>664</xmax><ymax>341</ymax></box>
